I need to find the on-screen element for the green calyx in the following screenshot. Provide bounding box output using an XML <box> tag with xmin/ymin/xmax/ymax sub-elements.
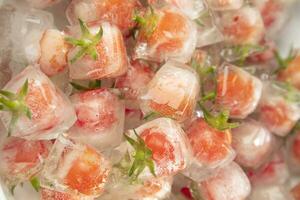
<box><xmin>0</xmin><ymin>79</ymin><xmax>32</xmax><ymax>136</ymax></box>
<box><xmin>273</xmin><ymin>81</ymin><xmax>300</xmax><ymax>103</ymax></box>
<box><xmin>70</xmin><ymin>80</ymin><xmax>102</xmax><ymax>91</ymax></box>
<box><xmin>65</xmin><ymin>19</ymin><xmax>103</xmax><ymax>64</ymax></box>
<box><xmin>133</xmin><ymin>7</ymin><xmax>159</xmax><ymax>37</ymax></box>
<box><xmin>124</xmin><ymin>130</ymin><xmax>156</xmax><ymax>180</ymax></box>
<box><xmin>30</xmin><ymin>176</ymin><xmax>40</xmax><ymax>192</ymax></box>
<box><xmin>274</xmin><ymin>47</ymin><xmax>297</xmax><ymax>73</ymax></box>
<box><xmin>233</xmin><ymin>44</ymin><xmax>265</xmax><ymax>66</ymax></box>
<box><xmin>198</xmin><ymin>101</ymin><xmax>239</xmax><ymax>131</ymax></box>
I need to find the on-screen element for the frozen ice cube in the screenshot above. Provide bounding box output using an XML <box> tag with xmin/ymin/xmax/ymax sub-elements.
<box><xmin>198</xmin><ymin>162</ymin><xmax>251</xmax><ymax>200</ymax></box>
<box><xmin>216</xmin><ymin>63</ymin><xmax>263</xmax><ymax>119</ymax></box>
<box><xmin>247</xmin><ymin>149</ymin><xmax>289</xmax><ymax>186</ymax></box>
<box><xmin>0</xmin><ymin>65</ymin><xmax>76</xmax><ymax>140</ymax></box>
<box><xmin>68</xmin><ymin>89</ymin><xmax>125</xmax><ymax>151</ymax></box>
<box><xmin>133</xmin><ymin>6</ymin><xmax>198</xmax><ymax>63</ymax></box>
<box><xmin>101</xmin><ymin>177</ymin><xmax>173</xmax><ymax>200</ymax></box>
<box><xmin>118</xmin><ymin>118</ymin><xmax>191</xmax><ymax>180</ymax></box>
<box><xmin>115</xmin><ymin>60</ymin><xmax>155</xmax><ymax>108</ymax></box>
<box><xmin>66</xmin><ymin>0</ymin><xmax>141</xmax><ymax>36</ymax></box>
<box><xmin>249</xmin><ymin>184</ymin><xmax>292</xmax><ymax>200</ymax></box>
<box><xmin>206</xmin><ymin>0</ymin><xmax>243</xmax><ymax>11</ymax></box>
<box><xmin>41</xmin><ymin>135</ymin><xmax>111</xmax><ymax>199</ymax></box>
<box><xmin>232</xmin><ymin>118</ymin><xmax>277</xmax><ymax>169</ymax></box>
<box><xmin>140</xmin><ymin>61</ymin><xmax>200</xmax><ymax>122</ymax></box>
<box><xmin>67</xmin><ymin>22</ymin><xmax>128</xmax><ymax>80</ymax></box>
<box><xmin>182</xmin><ymin>118</ymin><xmax>236</xmax><ymax>182</ymax></box>
<box><xmin>0</xmin><ymin>136</ymin><xmax>52</xmax><ymax>187</ymax></box>
<box><xmin>216</xmin><ymin>6</ymin><xmax>265</xmax><ymax>45</ymax></box>
<box><xmin>39</xmin><ymin>29</ymin><xmax>70</xmax><ymax>76</ymax></box>
<box><xmin>256</xmin><ymin>81</ymin><xmax>300</xmax><ymax>137</ymax></box>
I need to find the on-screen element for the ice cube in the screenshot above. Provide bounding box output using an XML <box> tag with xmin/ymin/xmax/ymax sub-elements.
<box><xmin>0</xmin><ymin>66</ymin><xmax>76</xmax><ymax>140</ymax></box>
<box><xmin>66</xmin><ymin>0</ymin><xmax>141</xmax><ymax>36</ymax></box>
<box><xmin>206</xmin><ymin>0</ymin><xmax>244</xmax><ymax>11</ymax></box>
<box><xmin>39</xmin><ymin>29</ymin><xmax>70</xmax><ymax>76</ymax></box>
<box><xmin>68</xmin><ymin>89</ymin><xmax>125</xmax><ymax>151</ymax></box>
<box><xmin>101</xmin><ymin>177</ymin><xmax>173</xmax><ymax>200</ymax></box>
<box><xmin>198</xmin><ymin>162</ymin><xmax>251</xmax><ymax>200</ymax></box>
<box><xmin>0</xmin><ymin>136</ymin><xmax>52</xmax><ymax>187</ymax></box>
<box><xmin>247</xmin><ymin>149</ymin><xmax>289</xmax><ymax>186</ymax></box>
<box><xmin>26</xmin><ymin>0</ymin><xmax>62</xmax><ymax>9</ymax></box>
<box><xmin>232</xmin><ymin>118</ymin><xmax>277</xmax><ymax>169</ymax></box>
<box><xmin>140</xmin><ymin>61</ymin><xmax>200</xmax><ymax>122</ymax></box>
<box><xmin>216</xmin><ymin>6</ymin><xmax>265</xmax><ymax>45</ymax></box>
<box><xmin>216</xmin><ymin>63</ymin><xmax>263</xmax><ymax>119</ymax></box>
<box><xmin>256</xmin><ymin>81</ymin><xmax>300</xmax><ymax>137</ymax></box>
<box><xmin>41</xmin><ymin>135</ymin><xmax>111</xmax><ymax>199</ymax></box>
<box><xmin>149</xmin><ymin>0</ymin><xmax>206</xmax><ymax>20</ymax></box>
<box><xmin>286</xmin><ymin>130</ymin><xmax>300</xmax><ymax>174</ymax></box>
<box><xmin>249</xmin><ymin>184</ymin><xmax>292</xmax><ymax>200</ymax></box>
<box><xmin>182</xmin><ymin>118</ymin><xmax>235</xmax><ymax>182</ymax></box>
<box><xmin>120</xmin><ymin>118</ymin><xmax>191</xmax><ymax>180</ymax></box>
<box><xmin>115</xmin><ymin>60</ymin><xmax>155</xmax><ymax>108</ymax></box>
<box><xmin>195</xmin><ymin>10</ymin><xmax>224</xmax><ymax>48</ymax></box>
<box><xmin>41</xmin><ymin>187</ymin><xmax>80</xmax><ymax>200</ymax></box>
<box><xmin>67</xmin><ymin>22</ymin><xmax>128</xmax><ymax>80</ymax></box>
<box><xmin>251</xmin><ymin>0</ymin><xmax>295</xmax><ymax>38</ymax></box>
<box><xmin>133</xmin><ymin>6</ymin><xmax>198</xmax><ymax>63</ymax></box>
<box><xmin>9</xmin><ymin>5</ymin><xmax>54</xmax><ymax>76</ymax></box>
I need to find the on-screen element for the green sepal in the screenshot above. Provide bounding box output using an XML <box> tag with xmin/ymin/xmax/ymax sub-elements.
<box><xmin>274</xmin><ymin>47</ymin><xmax>297</xmax><ymax>73</ymax></box>
<box><xmin>198</xmin><ymin>101</ymin><xmax>239</xmax><ymax>131</ymax></box>
<box><xmin>0</xmin><ymin>80</ymin><xmax>32</xmax><ymax>137</ymax></box>
<box><xmin>124</xmin><ymin>130</ymin><xmax>156</xmax><ymax>180</ymax></box>
<box><xmin>133</xmin><ymin>7</ymin><xmax>159</xmax><ymax>37</ymax></box>
<box><xmin>70</xmin><ymin>80</ymin><xmax>102</xmax><ymax>91</ymax></box>
<box><xmin>30</xmin><ymin>177</ymin><xmax>40</xmax><ymax>192</ymax></box>
<box><xmin>143</xmin><ymin>111</ymin><xmax>159</xmax><ymax>120</ymax></box>
<box><xmin>65</xmin><ymin>18</ymin><xmax>103</xmax><ymax>64</ymax></box>
<box><xmin>273</xmin><ymin>81</ymin><xmax>300</xmax><ymax>103</ymax></box>
<box><xmin>231</xmin><ymin>44</ymin><xmax>265</xmax><ymax>66</ymax></box>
